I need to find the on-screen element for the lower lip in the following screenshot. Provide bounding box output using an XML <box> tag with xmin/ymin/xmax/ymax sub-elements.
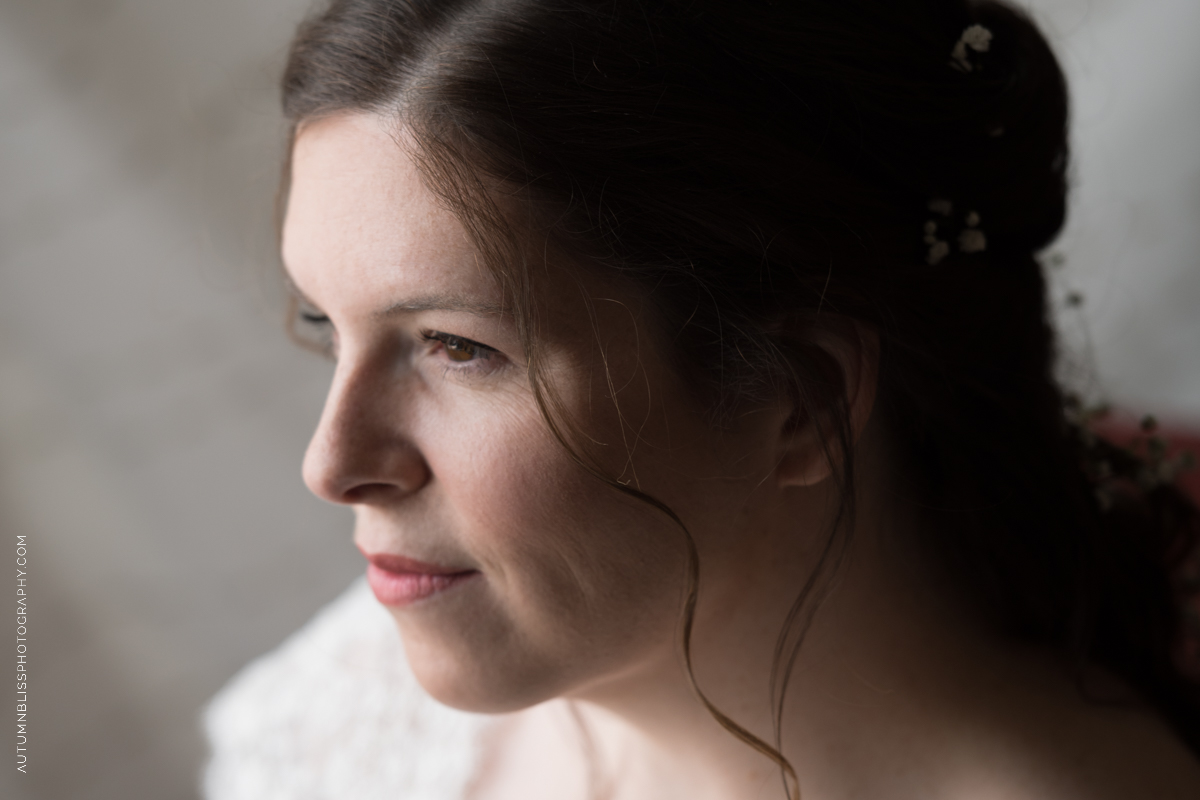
<box><xmin>365</xmin><ymin>563</ymin><xmax>478</xmax><ymax>607</ymax></box>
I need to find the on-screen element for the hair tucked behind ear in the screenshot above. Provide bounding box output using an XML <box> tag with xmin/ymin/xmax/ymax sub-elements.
<box><xmin>280</xmin><ymin>0</ymin><xmax>1200</xmax><ymax>788</ymax></box>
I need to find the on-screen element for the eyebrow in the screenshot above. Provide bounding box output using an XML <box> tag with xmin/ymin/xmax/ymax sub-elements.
<box><xmin>284</xmin><ymin>274</ymin><xmax>505</xmax><ymax>318</ymax></box>
<box><xmin>373</xmin><ymin>295</ymin><xmax>507</xmax><ymax>319</ymax></box>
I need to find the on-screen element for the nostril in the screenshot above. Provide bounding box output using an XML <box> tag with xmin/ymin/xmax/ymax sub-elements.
<box><xmin>341</xmin><ymin>482</ymin><xmax>402</xmax><ymax>504</ymax></box>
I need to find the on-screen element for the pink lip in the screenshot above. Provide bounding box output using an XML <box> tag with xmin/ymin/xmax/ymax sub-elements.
<box><xmin>360</xmin><ymin>550</ymin><xmax>478</xmax><ymax>607</ymax></box>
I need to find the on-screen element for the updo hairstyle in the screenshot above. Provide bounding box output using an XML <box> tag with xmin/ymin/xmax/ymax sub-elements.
<box><xmin>281</xmin><ymin>0</ymin><xmax>1200</xmax><ymax>759</ymax></box>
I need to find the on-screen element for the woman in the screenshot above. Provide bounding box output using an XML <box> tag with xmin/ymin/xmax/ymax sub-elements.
<box><xmin>206</xmin><ymin>1</ymin><xmax>1200</xmax><ymax>797</ymax></box>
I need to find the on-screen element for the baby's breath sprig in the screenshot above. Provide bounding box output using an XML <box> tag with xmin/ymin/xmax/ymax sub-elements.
<box><xmin>1065</xmin><ymin>394</ymin><xmax>1198</xmax><ymax>511</ymax></box>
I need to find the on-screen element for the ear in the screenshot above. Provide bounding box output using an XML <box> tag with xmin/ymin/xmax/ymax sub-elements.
<box><xmin>775</xmin><ymin>318</ymin><xmax>879</xmax><ymax>488</ymax></box>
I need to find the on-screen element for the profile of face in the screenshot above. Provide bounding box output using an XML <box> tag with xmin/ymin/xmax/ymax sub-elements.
<box><xmin>283</xmin><ymin>113</ymin><xmax>807</xmax><ymax>714</ymax></box>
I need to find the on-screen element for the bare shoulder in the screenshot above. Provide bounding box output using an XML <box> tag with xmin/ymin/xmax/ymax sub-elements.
<box><xmin>1041</xmin><ymin>703</ymin><xmax>1200</xmax><ymax>799</ymax></box>
<box><xmin>953</xmin><ymin>661</ymin><xmax>1200</xmax><ymax>800</ymax></box>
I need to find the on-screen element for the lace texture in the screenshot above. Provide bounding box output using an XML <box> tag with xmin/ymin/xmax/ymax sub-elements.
<box><xmin>204</xmin><ymin>579</ymin><xmax>495</xmax><ymax>800</ymax></box>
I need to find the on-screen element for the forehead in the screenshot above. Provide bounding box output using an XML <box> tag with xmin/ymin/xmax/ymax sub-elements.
<box><xmin>281</xmin><ymin>112</ymin><xmax>491</xmax><ymax>310</ymax></box>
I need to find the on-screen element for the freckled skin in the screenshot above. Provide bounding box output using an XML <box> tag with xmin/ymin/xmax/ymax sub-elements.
<box><xmin>285</xmin><ymin>113</ymin><xmax>766</xmax><ymax>715</ymax></box>
<box><xmin>283</xmin><ymin>113</ymin><xmax>1200</xmax><ymax>800</ymax></box>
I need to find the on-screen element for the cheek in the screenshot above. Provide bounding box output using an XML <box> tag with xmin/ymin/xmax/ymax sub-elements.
<box><xmin>407</xmin><ymin>389</ymin><xmax>686</xmax><ymax>708</ymax></box>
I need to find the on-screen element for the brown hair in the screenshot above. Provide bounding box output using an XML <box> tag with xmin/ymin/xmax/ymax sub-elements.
<box><xmin>279</xmin><ymin>0</ymin><xmax>1200</xmax><ymax>789</ymax></box>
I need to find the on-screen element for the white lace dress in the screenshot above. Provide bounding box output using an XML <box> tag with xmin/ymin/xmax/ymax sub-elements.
<box><xmin>204</xmin><ymin>579</ymin><xmax>497</xmax><ymax>800</ymax></box>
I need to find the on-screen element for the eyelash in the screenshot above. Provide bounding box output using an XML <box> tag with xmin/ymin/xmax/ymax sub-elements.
<box><xmin>294</xmin><ymin>309</ymin><xmax>498</xmax><ymax>373</ymax></box>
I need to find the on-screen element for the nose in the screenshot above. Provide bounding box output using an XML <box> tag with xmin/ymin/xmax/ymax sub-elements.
<box><xmin>302</xmin><ymin>358</ymin><xmax>431</xmax><ymax>506</ymax></box>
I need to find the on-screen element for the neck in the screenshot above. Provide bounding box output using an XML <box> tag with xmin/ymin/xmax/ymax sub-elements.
<box><xmin>556</xmin><ymin>487</ymin><xmax>1018</xmax><ymax>800</ymax></box>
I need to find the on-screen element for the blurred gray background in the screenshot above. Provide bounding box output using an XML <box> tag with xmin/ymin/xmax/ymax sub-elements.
<box><xmin>1</xmin><ymin>0</ymin><xmax>1197</xmax><ymax>798</ymax></box>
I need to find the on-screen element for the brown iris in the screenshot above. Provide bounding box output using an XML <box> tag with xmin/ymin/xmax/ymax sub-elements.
<box><xmin>443</xmin><ymin>335</ymin><xmax>480</xmax><ymax>362</ymax></box>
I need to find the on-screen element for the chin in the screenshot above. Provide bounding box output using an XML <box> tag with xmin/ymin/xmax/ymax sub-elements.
<box><xmin>391</xmin><ymin>612</ymin><xmax>566</xmax><ymax>715</ymax></box>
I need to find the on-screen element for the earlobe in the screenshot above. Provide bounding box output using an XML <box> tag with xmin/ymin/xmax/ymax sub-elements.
<box><xmin>775</xmin><ymin>319</ymin><xmax>880</xmax><ymax>489</ymax></box>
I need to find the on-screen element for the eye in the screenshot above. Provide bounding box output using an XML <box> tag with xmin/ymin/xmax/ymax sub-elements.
<box><xmin>421</xmin><ymin>331</ymin><xmax>497</xmax><ymax>365</ymax></box>
<box><xmin>288</xmin><ymin>296</ymin><xmax>336</xmax><ymax>357</ymax></box>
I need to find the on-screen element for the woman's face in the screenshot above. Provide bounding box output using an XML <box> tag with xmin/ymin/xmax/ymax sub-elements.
<box><xmin>283</xmin><ymin>113</ymin><xmax>788</xmax><ymax>713</ymax></box>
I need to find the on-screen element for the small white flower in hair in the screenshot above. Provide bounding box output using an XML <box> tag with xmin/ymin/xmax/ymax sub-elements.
<box><xmin>950</xmin><ymin>24</ymin><xmax>994</xmax><ymax>72</ymax></box>
<box><xmin>962</xmin><ymin>25</ymin><xmax>993</xmax><ymax>52</ymax></box>
<box><xmin>959</xmin><ymin>228</ymin><xmax>987</xmax><ymax>254</ymax></box>
<box><xmin>927</xmin><ymin>240</ymin><xmax>950</xmax><ymax>265</ymax></box>
<box><xmin>923</xmin><ymin>200</ymin><xmax>985</xmax><ymax>263</ymax></box>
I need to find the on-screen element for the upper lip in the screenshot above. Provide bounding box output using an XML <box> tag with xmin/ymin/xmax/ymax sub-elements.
<box><xmin>359</xmin><ymin>547</ymin><xmax>475</xmax><ymax>576</ymax></box>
